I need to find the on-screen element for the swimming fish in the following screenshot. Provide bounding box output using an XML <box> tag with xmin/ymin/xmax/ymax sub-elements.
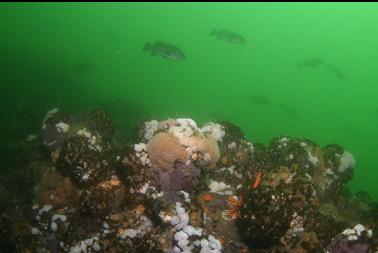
<box><xmin>246</xmin><ymin>94</ymin><xmax>270</xmax><ymax>105</ymax></box>
<box><xmin>341</xmin><ymin>124</ymin><xmax>357</xmax><ymax>138</ymax></box>
<box><xmin>143</xmin><ymin>41</ymin><xmax>186</xmax><ymax>60</ymax></box>
<box><xmin>210</xmin><ymin>29</ymin><xmax>246</xmax><ymax>44</ymax></box>
<box><xmin>279</xmin><ymin>104</ymin><xmax>299</xmax><ymax>120</ymax></box>
<box><xmin>326</xmin><ymin>63</ymin><xmax>346</xmax><ymax>81</ymax></box>
<box><xmin>297</xmin><ymin>58</ymin><xmax>325</xmax><ymax>68</ymax></box>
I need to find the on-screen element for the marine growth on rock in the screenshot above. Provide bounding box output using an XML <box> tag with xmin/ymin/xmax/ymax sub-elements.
<box><xmin>2</xmin><ymin>109</ymin><xmax>377</xmax><ymax>253</ymax></box>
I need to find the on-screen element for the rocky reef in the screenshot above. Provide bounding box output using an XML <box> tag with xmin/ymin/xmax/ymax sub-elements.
<box><xmin>1</xmin><ymin>107</ymin><xmax>377</xmax><ymax>253</ymax></box>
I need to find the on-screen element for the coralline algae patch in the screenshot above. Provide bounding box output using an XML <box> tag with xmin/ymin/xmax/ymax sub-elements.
<box><xmin>5</xmin><ymin>109</ymin><xmax>378</xmax><ymax>253</ymax></box>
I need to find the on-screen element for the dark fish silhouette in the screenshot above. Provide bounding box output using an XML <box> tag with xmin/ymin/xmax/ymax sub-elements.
<box><xmin>73</xmin><ymin>60</ymin><xmax>97</xmax><ymax>74</ymax></box>
<box><xmin>279</xmin><ymin>104</ymin><xmax>299</xmax><ymax>120</ymax></box>
<box><xmin>210</xmin><ymin>29</ymin><xmax>246</xmax><ymax>44</ymax></box>
<box><xmin>109</xmin><ymin>32</ymin><xmax>120</xmax><ymax>41</ymax></box>
<box><xmin>246</xmin><ymin>94</ymin><xmax>270</xmax><ymax>105</ymax></box>
<box><xmin>297</xmin><ymin>58</ymin><xmax>325</xmax><ymax>68</ymax></box>
<box><xmin>341</xmin><ymin>124</ymin><xmax>357</xmax><ymax>138</ymax></box>
<box><xmin>143</xmin><ymin>41</ymin><xmax>186</xmax><ymax>60</ymax></box>
<box><xmin>326</xmin><ymin>64</ymin><xmax>346</xmax><ymax>81</ymax></box>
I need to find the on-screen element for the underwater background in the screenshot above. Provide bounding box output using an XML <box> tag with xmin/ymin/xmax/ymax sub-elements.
<box><xmin>1</xmin><ymin>1</ymin><xmax>378</xmax><ymax>204</ymax></box>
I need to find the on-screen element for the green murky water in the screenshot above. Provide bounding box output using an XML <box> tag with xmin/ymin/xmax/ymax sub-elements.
<box><xmin>1</xmin><ymin>2</ymin><xmax>378</xmax><ymax>202</ymax></box>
